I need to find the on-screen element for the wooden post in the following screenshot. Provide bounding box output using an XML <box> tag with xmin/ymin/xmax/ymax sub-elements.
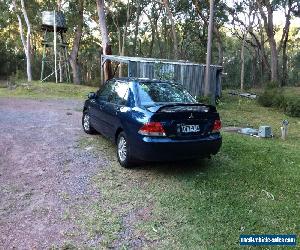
<box><xmin>54</xmin><ymin>10</ymin><xmax>58</xmax><ymax>83</ymax></box>
<box><xmin>281</xmin><ymin>120</ymin><xmax>289</xmax><ymax>140</ymax></box>
<box><xmin>281</xmin><ymin>126</ymin><xmax>287</xmax><ymax>140</ymax></box>
<box><xmin>40</xmin><ymin>31</ymin><xmax>47</xmax><ymax>81</ymax></box>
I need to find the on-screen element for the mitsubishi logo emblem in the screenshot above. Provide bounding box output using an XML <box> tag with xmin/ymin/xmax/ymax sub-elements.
<box><xmin>189</xmin><ymin>113</ymin><xmax>194</xmax><ymax>119</ymax></box>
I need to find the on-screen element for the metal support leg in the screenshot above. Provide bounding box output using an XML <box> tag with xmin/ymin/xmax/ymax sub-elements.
<box><xmin>40</xmin><ymin>44</ymin><xmax>46</xmax><ymax>82</ymax></box>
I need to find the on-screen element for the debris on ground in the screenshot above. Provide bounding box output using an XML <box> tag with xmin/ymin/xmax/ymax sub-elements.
<box><xmin>238</xmin><ymin>127</ymin><xmax>258</xmax><ymax>136</ymax></box>
<box><xmin>222</xmin><ymin>127</ymin><xmax>242</xmax><ymax>133</ymax></box>
<box><xmin>224</xmin><ymin>126</ymin><xmax>273</xmax><ymax>138</ymax></box>
<box><xmin>228</xmin><ymin>91</ymin><xmax>257</xmax><ymax>99</ymax></box>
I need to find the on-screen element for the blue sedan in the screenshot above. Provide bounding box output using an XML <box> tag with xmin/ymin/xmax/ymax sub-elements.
<box><xmin>82</xmin><ymin>78</ymin><xmax>222</xmax><ymax>167</ymax></box>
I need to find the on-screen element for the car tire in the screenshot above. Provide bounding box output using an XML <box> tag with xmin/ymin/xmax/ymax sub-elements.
<box><xmin>82</xmin><ymin>111</ymin><xmax>96</xmax><ymax>134</ymax></box>
<box><xmin>117</xmin><ymin>132</ymin><xmax>133</xmax><ymax>168</ymax></box>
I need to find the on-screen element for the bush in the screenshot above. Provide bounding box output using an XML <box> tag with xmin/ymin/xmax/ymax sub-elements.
<box><xmin>285</xmin><ymin>97</ymin><xmax>300</xmax><ymax>117</ymax></box>
<box><xmin>258</xmin><ymin>84</ymin><xmax>300</xmax><ymax>117</ymax></box>
<box><xmin>258</xmin><ymin>88</ymin><xmax>285</xmax><ymax>108</ymax></box>
<box><xmin>197</xmin><ymin>95</ymin><xmax>211</xmax><ymax>104</ymax></box>
<box><xmin>265</xmin><ymin>80</ymin><xmax>280</xmax><ymax>89</ymax></box>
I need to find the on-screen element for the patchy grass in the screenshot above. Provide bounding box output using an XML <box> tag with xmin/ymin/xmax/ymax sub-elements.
<box><xmin>0</xmin><ymin>81</ymin><xmax>97</xmax><ymax>100</ymax></box>
<box><xmin>219</xmin><ymin>91</ymin><xmax>300</xmax><ymax>141</ymax></box>
<box><xmin>75</xmin><ymin>94</ymin><xmax>300</xmax><ymax>248</ymax></box>
<box><xmin>4</xmin><ymin>82</ymin><xmax>298</xmax><ymax>248</ymax></box>
<box><xmin>283</xmin><ymin>87</ymin><xmax>300</xmax><ymax>98</ymax></box>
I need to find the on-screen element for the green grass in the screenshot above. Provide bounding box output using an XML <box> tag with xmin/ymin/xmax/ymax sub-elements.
<box><xmin>219</xmin><ymin>92</ymin><xmax>300</xmax><ymax>141</ymax></box>
<box><xmin>75</xmin><ymin>92</ymin><xmax>300</xmax><ymax>249</ymax></box>
<box><xmin>283</xmin><ymin>87</ymin><xmax>300</xmax><ymax>98</ymax></box>
<box><xmin>0</xmin><ymin>81</ymin><xmax>97</xmax><ymax>99</ymax></box>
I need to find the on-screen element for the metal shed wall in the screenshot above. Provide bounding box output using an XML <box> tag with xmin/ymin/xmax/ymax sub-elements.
<box><xmin>102</xmin><ymin>55</ymin><xmax>222</xmax><ymax>97</ymax></box>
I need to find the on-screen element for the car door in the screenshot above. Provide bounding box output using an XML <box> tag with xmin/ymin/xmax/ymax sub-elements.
<box><xmin>101</xmin><ymin>81</ymin><xmax>129</xmax><ymax>140</ymax></box>
<box><xmin>89</xmin><ymin>80</ymin><xmax>115</xmax><ymax>134</ymax></box>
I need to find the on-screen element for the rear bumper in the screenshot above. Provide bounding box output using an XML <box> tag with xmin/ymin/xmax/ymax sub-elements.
<box><xmin>131</xmin><ymin>133</ymin><xmax>222</xmax><ymax>161</ymax></box>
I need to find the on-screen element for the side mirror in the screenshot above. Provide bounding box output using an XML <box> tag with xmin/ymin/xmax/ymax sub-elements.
<box><xmin>88</xmin><ymin>92</ymin><xmax>96</xmax><ymax>99</ymax></box>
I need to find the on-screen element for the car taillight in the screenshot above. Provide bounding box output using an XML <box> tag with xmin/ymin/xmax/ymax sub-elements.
<box><xmin>138</xmin><ymin>122</ymin><xmax>166</xmax><ymax>137</ymax></box>
<box><xmin>212</xmin><ymin>120</ymin><xmax>222</xmax><ymax>132</ymax></box>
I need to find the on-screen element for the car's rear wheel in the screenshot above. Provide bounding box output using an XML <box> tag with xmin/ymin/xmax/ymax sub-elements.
<box><xmin>82</xmin><ymin>111</ymin><xmax>96</xmax><ymax>134</ymax></box>
<box><xmin>117</xmin><ymin>132</ymin><xmax>133</xmax><ymax>168</ymax></box>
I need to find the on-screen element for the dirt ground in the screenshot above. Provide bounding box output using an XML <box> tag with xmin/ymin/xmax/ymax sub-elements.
<box><xmin>0</xmin><ymin>98</ymin><xmax>108</xmax><ymax>249</ymax></box>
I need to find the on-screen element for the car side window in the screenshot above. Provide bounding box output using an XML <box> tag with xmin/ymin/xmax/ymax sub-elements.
<box><xmin>97</xmin><ymin>80</ymin><xmax>114</xmax><ymax>102</ymax></box>
<box><xmin>110</xmin><ymin>81</ymin><xmax>129</xmax><ymax>106</ymax></box>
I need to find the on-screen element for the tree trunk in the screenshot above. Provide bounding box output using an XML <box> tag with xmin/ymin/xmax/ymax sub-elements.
<box><xmin>269</xmin><ymin>37</ymin><xmax>278</xmax><ymax>82</ymax></box>
<box><xmin>240</xmin><ymin>13</ymin><xmax>254</xmax><ymax>90</ymax></box>
<box><xmin>59</xmin><ymin>51</ymin><xmax>63</xmax><ymax>82</ymax></box>
<box><xmin>139</xmin><ymin>39</ymin><xmax>144</xmax><ymax>56</ymax></box>
<box><xmin>144</xmin><ymin>9</ymin><xmax>159</xmax><ymax>58</ymax></box>
<box><xmin>21</xmin><ymin>0</ymin><xmax>32</xmax><ymax>82</ymax></box>
<box><xmin>119</xmin><ymin>0</ymin><xmax>131</xmax><ymax>76</ymax></box>
<box><xmin>69</xmin><ymin>0</ymin><xmax>84</xmax><ymax>84</ymax></box>
<box><xmin>280</xmin><ymin>0</ymin><xmax>292</xmax><ymax>86</ymax></box>
<box><xmin>117</xmin><ymin>27</ymin><xmax>122</xmax><ymax>55</ymax></box>
<box><xmin>257</xmin><ymin>0</ymin><xmax>278</xmax><ymax>82</ymax></box>
<box><xmin>213</xmin><ymin>26</ymin><xmax>223</xmax><ymax>65</ymax></box>
<box><xmin>13</xmin><ymin>0</ymin><xmax>32</xmax><ymax>82</ymax></box>
<box><xmin>96</xmin><ymin>0</ymin><xmax>112</xmax><ymax>84</ymax></box>
<box><xmin>240</xmin><ymin>34</ymin><xmax>246</xmax><ymax>91</ymax></box>
<box><xmin>282</xmin><ymin>41</ymin><xmax>288</xmax><ymax>86</ymax></box>
<box><xmin>251</xmin><ymin>48</ymin><xmax>258</xmax><ymax>87</ymax></box>
<box><xmin>162</xmin><ymin>16</ymin><xmax>167</xmax><ymax>58</ymax></box>
<box><xmin>133</xmin><ymin>0</ymin><xmax>141</xmax><ymax>55</ymax></box>
<box><xmin>193</xmin><ymin>0</ymin><xmax>223</xmax><ymax>65</ymax></box>
<box><xmin>57</xmin><ymin>0</ymin><xmax>62</xmax><ymax>10</ymax></box>
<box><xmin>162</xmin><ymin>0</ymin><xmax>178</xmax><ymax>60</ymax></box>
<box><xmin>148</xmin><ymin>22</ymin><xmax>155</xmax><ymax>57</ymax></box>
<box><xmin>204</xmin><ymin>0</ymin><xmax>214</xmax><ymax>99</ymax></box>
<box><xmin>256</xmin><ymin>19</ymin><xmax>271</xmax><ymax>82</ymax></box>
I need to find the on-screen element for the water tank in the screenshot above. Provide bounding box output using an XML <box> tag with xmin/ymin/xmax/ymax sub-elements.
<box><xmin>42</xmin><ymin>11</ymin><xmax>66</xmax><ymax>30</ymax></box>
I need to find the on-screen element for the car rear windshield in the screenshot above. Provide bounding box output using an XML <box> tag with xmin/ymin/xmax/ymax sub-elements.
<box><xmin>137</xmin><ymin>82</ymin><xmax>196</xmax><ymax>106</ymax></box>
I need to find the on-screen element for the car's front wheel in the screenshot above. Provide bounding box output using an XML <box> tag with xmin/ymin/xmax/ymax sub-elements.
<box><xmin>117</xmin><ymin>132</ymin><xmax>133</xmax><ymax>168</ymax></box>
<box><xmin>82</xmin><ymin>111</ymin><xmax>96</xmax><ymax>134</ymax></box>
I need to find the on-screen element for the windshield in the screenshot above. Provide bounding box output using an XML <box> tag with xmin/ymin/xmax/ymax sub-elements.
<box><xmin>137</xmin><ymin>82</ymin><xmax>196</xmax><ymax>106</ymax></box>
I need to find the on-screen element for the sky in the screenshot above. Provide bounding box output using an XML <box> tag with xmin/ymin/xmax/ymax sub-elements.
<box><xmin>273</xmin><ymin>11</ymin><xmax>300</xmax><ymax>26</ymax></box>
<box><xmin>87</xmin><ymin>1</ymin><xmax>300</xmax><ymax>41</ymax></box>
<box><xmin>225</xmin><ymin>0</ymin><xmax>300</xmax><ymax>27</ymax></box>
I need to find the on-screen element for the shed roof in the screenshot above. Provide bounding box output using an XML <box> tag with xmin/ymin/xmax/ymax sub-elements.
<box><xmin>102</xmin><ymin>55</ymin><xmax>223</xmax><ymax>68</ymax></box>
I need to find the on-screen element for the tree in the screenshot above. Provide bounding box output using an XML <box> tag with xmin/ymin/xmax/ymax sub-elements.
<box><xmin>192</xmin><ymin>0</ymin><xmax>226</xmax><ymax>66</ymax></box>
<box><xmin>132</xmin><ymin>0</ymin><xmax>142</xmax><ymax>55</ymax></box>
<box><xmin>281</xmin><ymin>0</ymin><xmax>293</xmax><ymax>86</ymax></box>
<box><xmin>230</xmin><ymin>2</ymin><xmax>271</xmax><ymax>85</ymax></box>
<box><xmin>204</xmin><ymin>0</ymin><xmax>215</xmax><ymax>98</ymax></box>
<box><xmin>119</xmin><ymin>0</ymin><xmax>132</xmax><ymax>75</ymax></box>
<box><xmin>143</xmin><ymin>2</ymin><xmax>163</xmax><ymax>57</ymax></box>
<box><xmin>96</xmin><ymin>0</ymin><xmax>112</xmax><ymax>83</ymax></box>
<box><xmin>162</xmin><ymin>0</ymin><xmax>178</xmax><ymax>59</ymax></box>
<box><xmin>256</xmin><ymin>0</ymin><xmax>293</xmax><ymax>84</ymax></box>
<box><xmin>69</xmin><ymin>0</ymin><xmax>84</xmax><ymax>84</ymax></box>
<box><xmin>239</xmin><ymin>1</ymin><xmax>255</xmax><ymax>91</ymax></box>
<box><xmin>12</xmin><ymin>0</ymin><xmax>32</xmax><ymax>82</ymax></box>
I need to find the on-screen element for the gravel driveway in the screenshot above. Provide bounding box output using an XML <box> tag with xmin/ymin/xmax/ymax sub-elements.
<box><xmin>0</xmin><ymin>98</ymin><xmax>107</xmax><ymax>249</ymax></box>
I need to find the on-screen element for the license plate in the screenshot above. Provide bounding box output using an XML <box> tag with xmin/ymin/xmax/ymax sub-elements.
<box><xmin>180</xmin><ymin>124</ymin><xmax>200</xmax><ymax>133</ymax></box>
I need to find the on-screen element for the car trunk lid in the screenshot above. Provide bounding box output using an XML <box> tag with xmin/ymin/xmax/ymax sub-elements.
<box><xmin>147</xmin><ymin>104</ymin><xmax>220</xmax><ymax>139</ymax></box>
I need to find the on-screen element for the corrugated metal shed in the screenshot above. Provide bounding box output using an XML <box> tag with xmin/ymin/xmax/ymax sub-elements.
<box><xmin>101</xmin><ymin>55</ymin><xmax>222</xmax><ymax>97</ymax></box>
